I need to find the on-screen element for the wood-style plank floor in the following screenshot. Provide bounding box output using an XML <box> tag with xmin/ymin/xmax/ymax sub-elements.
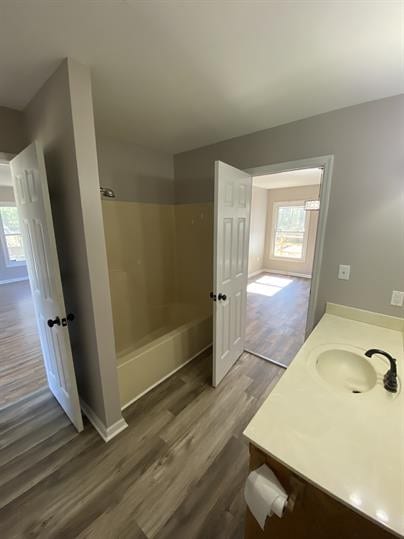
<box><xmin>0</xmin><ymin>349</ymin><xmax>283</xmax><ymax>539</ymax></box>
<box><xmin>0</xmin><ymin>281</ymin><xmax>46</xmax><ymax>409</ymax></box>
<box><xmin>245</xmin><ymin>272</ymin><xmax>311</xmax><ymax>366</ymax></box>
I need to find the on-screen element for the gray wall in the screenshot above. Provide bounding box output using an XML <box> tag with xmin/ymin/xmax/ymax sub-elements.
<box><xmin>0</xmin><ymin>106</ymin><xmax>28</xmax><ymax>154</ymax></box>
<box><xmin>174</xmin><ymin>95</ymin><xmax>404</xmax><ymax>319</ymax></box>
<box><xmin>24</xmin><ymin>59</ymin><xmax>123</xmax><ymax>428</ymax></box>
<box><xmin>96</xmin><ymin>134</ymin><xmax>175</xmax><ymax>204</ymax></box>
<box><xmin>0</xmin><ymin>185</ymin><xmax>28</xmax><ymax>283</ymax></box>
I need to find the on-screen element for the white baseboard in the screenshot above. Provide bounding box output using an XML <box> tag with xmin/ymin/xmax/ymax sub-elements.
<box><xmin>121</xmin><ymin>343</ymin><xmax>212</xmax><ymax>411</ymax></box>
<box><xmin>262</xmin><ymin>268</ymin><xmax>312</xmax><ymax>279</ymax></box>
<box><xmin>0</xmin><ymin>276</ymin><xmax>29</xmax><ymax>285</ymax></box>
<box><xmin>80</xmin><ymin>399</ymin><xmax>128</xmax><ymax>443</ymax></box>
<box><xmin>248</xmin><ymin>268</ymin><xmax>265</xmax><ymax>278</ymax></box>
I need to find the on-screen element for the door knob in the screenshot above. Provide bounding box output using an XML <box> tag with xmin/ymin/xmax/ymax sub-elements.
<box><xmin>62</xmin><ymin>313</ymin><xmax>75</xmax><ymax>327</ymax></box>
<box><xmin>47</xmin><ymin>316</ymin><xmax>61</xmax><ymax>328</ymax></box>
<box><xmin>210</xmin><ymin>292</ymin><xmax>217</xmax><ymax>301</ymax></box>
<box><xmin>218</xmin><ymin>293</ymin><xmax>227</xmax><ymax>301</ymax></box>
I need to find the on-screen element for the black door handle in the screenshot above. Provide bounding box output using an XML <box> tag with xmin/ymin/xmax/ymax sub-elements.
<box><xmin>62</xmin><ymin>313</ymin><xmax>75</xmax><ymax>327</ymax></box>
<box><xmin>47</xmin><ymin>316</ymin><xmax>61</xmax><ymax>328</ymax></box>
<box><xmin>211</xmin><ymin>292</ymin><xmax>227</xmax><ymax>301</ymax></box>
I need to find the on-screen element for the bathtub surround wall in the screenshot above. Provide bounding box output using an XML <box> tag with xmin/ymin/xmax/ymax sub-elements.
<box><xmin>174</xmin><ymin>202</ymin><xmax>214</xmax><ymax>320</ymax></box>
<box><xmin>98</xmin><ymin>136</ymin><xmax>212</xmax><ymax>407</ymax></box>
<box><xmin>102</xmin><ymin>201</ymin><xmax>178</xmax><ymax>355</ymax></box>
<box><xmin>102</xmin><ymin>197</ymin><xmax>212</xmax><ymax>407</ymax></box>
<box><xmin>264</xmin><ymin>184</ymin><xmax>320</xmax><ymax>277</ymax></box>
<box><xmin>24</xmin><ymin>59</ymin><xmax>125</xmax><ymax>437</ymax></box>
<box><xmin>174</xmin><ymin>95</ymin><xmax>404</xmax><ymax>320</ymax></box>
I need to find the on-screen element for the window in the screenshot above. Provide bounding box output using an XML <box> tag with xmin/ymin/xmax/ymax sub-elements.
<box><xmin>0</xmin><ymin>206</ymin><xmax>26</xmax><ymax>266</ymax></box>
<box><xmin>270</xmin><ymin>201</ymin><xmax>308</xmax><ymax>260</ymax></box>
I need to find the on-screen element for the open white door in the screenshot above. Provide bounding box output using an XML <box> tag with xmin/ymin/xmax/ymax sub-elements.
<box><xmin>10</xmin><ymin>142</ymin><xmax>83</xmax><ymax>432</ymax></box>
<box><xmin>212</xmin><ymin>161</ymin><xmax>252</xmax><ymax>386</ymax></box>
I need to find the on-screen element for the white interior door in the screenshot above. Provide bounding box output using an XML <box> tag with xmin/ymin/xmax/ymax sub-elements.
<box><xmin>212</xmin><ymin>161</ymin><xmax>252</xmax><ymax>386</ymax></box>
<box><xmin>10</xmin><ymin>142</ymin><xmax>83</xmax><ymax>431</ymax></box>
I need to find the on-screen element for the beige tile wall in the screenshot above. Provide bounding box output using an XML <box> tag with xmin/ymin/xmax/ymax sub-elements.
<box><xmin>102</xmin><ymin>200</ymin><xmax>178</xmax><ymax>356</ymax></box>
<box><xmin>103</xmin><ymin>200</ymin><xmax>214</xmax><ymax>359</ymax></box>
<box><xmin>174</xmin><ymin>202</ymin><xmax>214</xmax><ymax>319</ymax></box>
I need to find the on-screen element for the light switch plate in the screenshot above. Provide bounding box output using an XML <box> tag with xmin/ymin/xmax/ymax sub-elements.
<box><xmin>391</xmin><ymin>290</ymin><xmax>404</xmax><ymax>307</ymax></box>
<box><xmin>338</xmin><ymin>264</ymin><xmax>350</xmax><ymax>280</ymax></box>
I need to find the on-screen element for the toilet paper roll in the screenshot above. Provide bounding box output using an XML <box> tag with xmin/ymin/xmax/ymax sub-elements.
<box><xmin>244</xmin><ymin>464</ymin><xmax>288</xmax><ymax>530</ymax></box>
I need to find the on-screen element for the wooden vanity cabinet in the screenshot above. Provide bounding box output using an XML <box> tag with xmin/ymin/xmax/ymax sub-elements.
<box><xmin>245</xmin><ymin>444</ymin><xmax>395</xmax><ymax>539</ymax></box>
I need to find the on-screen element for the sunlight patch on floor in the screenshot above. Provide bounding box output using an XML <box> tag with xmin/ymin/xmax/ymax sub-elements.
<box><xmin>247</xmin><ymin>275</ymin><xmax>293</xmax><ymax>297</ymax></box>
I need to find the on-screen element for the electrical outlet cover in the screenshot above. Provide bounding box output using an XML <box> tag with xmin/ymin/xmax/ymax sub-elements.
<box><xmin>391</xmin><ymin>290</ymin><xmax>404</xmax><ymax>307</ymax></box>
<box><xmin>338</xmin><ymin>264</ymin><xmax>350</xmax><ymax>280</ymax></box>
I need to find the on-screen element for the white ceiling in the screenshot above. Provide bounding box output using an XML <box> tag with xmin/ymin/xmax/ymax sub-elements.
<box><xmin>0</xmin><ymin>1</ymin><xmax>402</xmax><ymax>154</ymax></box>
<box><xmin>0</xmin><ymin>164</ymin><xmax>12</xmax><ymax>187</ymax></box>
<box><xmin>253</xmin><ymin>168</ymin><xmax>322</xmax><ymax>190</ymax></box>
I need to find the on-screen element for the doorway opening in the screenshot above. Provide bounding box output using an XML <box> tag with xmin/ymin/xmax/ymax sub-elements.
<box><xmin>245</xmin><ymin>167</ymin><xmax>323</xmax><ymax>367</ymax></box>
<box><xmin>211</xmin><ymin>156</ymin><xmax>332</xmax><ymax>384</ymax></box>
<box><xmin>0</xmin><ymin>161</ymin><xmax>47</xmax><ymax>408</ymax></box>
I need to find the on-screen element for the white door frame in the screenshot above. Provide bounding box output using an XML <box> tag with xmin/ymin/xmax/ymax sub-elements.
<box><xmin>245</xmin><ymin>155</ymin><xmax>334</xmax><ymax>336</ymax></box>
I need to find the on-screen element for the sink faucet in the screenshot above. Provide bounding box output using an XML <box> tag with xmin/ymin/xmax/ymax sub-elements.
<box><xmin>364</xmin><ymin>349</ymin><xmax>398</xmax><ymax>393</ymax></box>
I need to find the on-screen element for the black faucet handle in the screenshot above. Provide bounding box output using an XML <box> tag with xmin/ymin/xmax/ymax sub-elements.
<box><xmin>365</xmin><ymin>348</ymin><xmax>398</xmax><ymax>393</ymax></box>
<box><xmin>384</xmin><ymin>371</ymin><xmax>398</xmax><ymax>393</ymax></box>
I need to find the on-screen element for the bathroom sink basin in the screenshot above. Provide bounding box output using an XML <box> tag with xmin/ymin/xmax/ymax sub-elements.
<box><xmin>316</xmin><ymin>349</ymin><xmax>377</xmax><ymax>394</ymax></box>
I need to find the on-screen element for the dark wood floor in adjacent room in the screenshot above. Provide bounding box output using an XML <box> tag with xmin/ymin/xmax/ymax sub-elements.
<box><xmin>245</xmin><ymin>272</ymin><xmax>311</xmax><ymax>366</ymax></box>
<box><xmin>0</xmin><ymin>280</ymin><xmax>46</xmax><ymax>409</ymax></box>
<box><xmin>0</xmin><ymin>349</ymin><xmax>283</xmax><ymax>539</ymax></box>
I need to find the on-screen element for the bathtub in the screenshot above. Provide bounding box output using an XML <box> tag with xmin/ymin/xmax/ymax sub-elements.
<box><xmin>117</xmin><ymin>303</ymin><xmax>212</xmax><ymax>409</ymax></box>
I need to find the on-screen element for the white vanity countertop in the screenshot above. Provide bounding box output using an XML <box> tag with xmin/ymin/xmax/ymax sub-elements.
<box><xmin>244</xmin><ymin>304</ymin><xmax>404</xmax><ymax>537</ymax></box>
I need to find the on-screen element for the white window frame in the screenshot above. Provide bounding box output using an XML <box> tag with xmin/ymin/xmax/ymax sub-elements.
<box><xmin>269</xmin><ymin>200</ymin><xmax>310</xmax><ymax>262</ymax></box>
<box><xmin>0</xmin><ymin>201</ymin><xmax>26</xmax><ymax>267</ymax></box>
